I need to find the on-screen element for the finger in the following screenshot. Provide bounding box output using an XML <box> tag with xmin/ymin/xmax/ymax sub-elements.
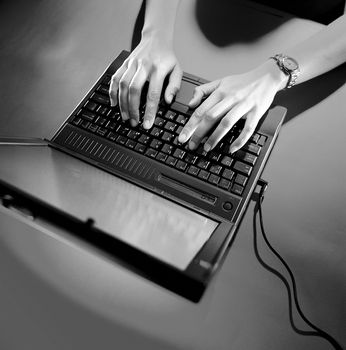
<box><xmin>118</xmin><ymin>64</ymin><xmax>137</xmax><ymax>121</ymax></box>
<box><xmin>188</xmin><ymin>80</ymin><xmax>219</xmax><ymax>108</ymax></box>
<box><xmin>189</xmin><ymin>100</ymin><xmax>233</xmax><ymax>151</ymax></box>
<box><xmin>178</xmin><ymin>93</ymin><xmax>221</xmax><ymax>146</ymax></box>
<box><xmin>109</xmin><ymin>64</ymin><xmax>127</xmax><ymax>107</ymax></box>
<box><xmin>229</xmin><ymin>109</ymin><xmax>259</xmax><ymax>153</ymax></box>
<box><xmin>143</xmin><ymin>70</ymin><xmax>165</xmax><ymax>129</ymax></box>
<box><xmin>128</xmin><ymin>63</ymin><xmax>148</xmax><ymax>127</ymax></box>
<box><xmin>205</xmin><ymin>103</ymin><xmax>251</xmax><ymax>151</ymax></box>
<box><xmin>164</xmin><ymin>64</ymin><xmax>183</xmax><ymax>104</ymax></box>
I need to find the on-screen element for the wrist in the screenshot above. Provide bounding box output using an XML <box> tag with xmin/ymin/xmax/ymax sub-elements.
<box><xmin>260</xmin><ymin>60</ymin><xmax>289</xmax><ymax>92</ymax></box>
<box><xmin>141</xmin><ymin>26</ymin><xmax>174</xmax><ymax>46</ymax></box>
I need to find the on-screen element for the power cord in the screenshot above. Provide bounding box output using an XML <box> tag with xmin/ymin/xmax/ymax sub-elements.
<box><xmin>254</xmin><ymin>180</ymin><xmax>343</xmax><ymax>350</ymax></box>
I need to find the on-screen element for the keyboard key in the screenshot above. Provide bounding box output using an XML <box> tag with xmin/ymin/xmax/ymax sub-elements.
<box><xmin>126</xmin><ymin>139</ymin><xmax>136</xmax><ymax>149</ymax></box>
<box><xmin>231</xmin><ymin>184</ymin><xmax>244</xmax><ymax>196</ymax></box>
<box><xmin>80</xmin><ymin>110</ymin><xmax>96</xmax><ymax>122</ymax></box>
<box><xmin>233</xmin><ymin>161</ymin><xmax>252</xmax><ymax>176</ymax></box>
<box><xmin>165</xmin><ymin>110</ymin><xmax>176</xmax><ymax>120</ymax></box>
<box><xmin>81</xmin><ymin>120</ymin><xmax>90</xmax><ymax>129</ymax></box>
<box><xmin>222</xmin><ymin>169</ymin><xmax>234</xmax><ymax>181</ymax></box>
<box><xmin>150</xmin><ymin>139</ymin><xmax>163</xmax><ymax>150</ymax></box>
<box><xmin>162</xmin><ymin>131</ymin><xmax>174</xmax><ymax>142</ymax></box>
<box><xmin>164</xmin><ymin>121</ymin><xmax>177</xmax><ymax>132</ymax></box>
<box><xmin>97</xmin><ymin>105</ymin><xmax>109</xmax><ymax>115</ymax></box>
<box><xmin>219</xmin><ymin>179</ymin><xmax>231</xmax><ymax>190</ymax></box>
<box><xmin>250</xmin><ymin>133</ymin><xmax>260</xmax><ymax>144</ymax></box>
<box><xmin>134</xmin><ymin>143</ymin><xmax>146</xmax><ymax>153</ymax></box>
<box><xmin>176</xmin><ymin>160</ymin><xmax>188</xmax><ymax>171</ymax></box>
<box><xmin>244</xmin><ymin>143</ymin><xmax>261</xmax><ymax>155</ymax></box>
<box><xmin>173</xmin><ymin>148</ymin><xmax>185</xmax><ymax>159</ymax></box>
<box><xmin>107</xmin><ymin>132</ymin><xmax>117</xmax><ymax>141</ymax></box>
<box><xmin>258</xmin><ymin>135</ymin><xmax>267</xmax><ymax>146</ymax></box>
<box><xmin>84</xmin><ymin>101</ymin><xmax>98</xmax><ymax>111</ymax></box>
<box><xmin>187</xmin><ymin>165</ymin><xmax>199</xmax><ymax>176</ymax></box>
<box><xmin>221</xmin><ymin>156</ymin><xmax>233</xmax><ymax>167</ymax></box>
<box><xmin>208</xmin><ymin>174</ymin><xmax>220</xmax><ymax>185</ymax></box>
<box><xmin>176</xmin><ymin>114</ymin><xmax>187</xmax><ymax>125</ymax></box>
<box><xmin>118</xmin><ymin>126</ymin><xmax>130</xmax><ymax>136</ymax></box>
<box><xmin>235</xmin><ymin>150</ymin><xmax>257</xmax><ymax>165</ymax></box>
<box><xmin>116</xmin><ymin>135</ymin><xmax>127</xmax><ymax>145</ymax></box>
<box><xmin>208</xmin><ymin>152</ymin><xmax>221</xmax><ymax>162</ymax></box>
<box><xmin>95</xmin><ymin>117</ymin><xmax>107</xmax><ymax>126</ymax></box>
<box><xmin>145</xmin><ymin>148</ymin><xmax>158</xmax><ymax>158</ymax></box>
<box><xmin>161</xmin><ymin>143</ymin><xmax>174</xmax><ymax>154</ymax></box>
<box><xmin>176</xmin><ymin>125</ymin><xmax>184</xmax><ymax>134</ymax></box>
<box><xmin>209</xmin><ymin>164</ymin><xmax>222</xmax><ymax>175</ymax></box>
<box><xmin>150</xmin><ymin>127</ymin><xmax>162</xmax><ymax>138</ymax></box>
<box><xmin>154</xmin><ymin>117</ymin><xmax>165</xmax><ymax>127</ymax></box>
<box><xmin>196</xmin><ymin>146</ymin><xmax>207</xmax><ymax>157</ymax></box>
<box><xmin>197</xmin><ymin>159</ymin><xmax>210</xmax><ymax>170</ymax></box>
<box><xmin>88</xmin><ymin>123</ymin><xmax>98</xmax><ymax>133</ymax></box>
<box><xmin>97</xmin><ymin>84</ymin><xmax>110</xmax><ymax>95</ymax></box>
<box><xmin>91</xmin><ymin>92</ymin><xmax>110</xmax><ymax>105</ymax></box>
<box><xmin>235</xmin><ymin>174</ymin><xmax>247</xmax><ymax>186</ymax></box>
<box><xmin>127</xmin><ymin>130</ymin><xmax>140</xmax><ymax>140</ymax></box>
<box><xmin>156</xmin><ymin>152</ymin><xmax>168</xmax><ymax>162</ymax></box>
<box><xmin>166</xmin><ymin>156</ymin><xmax>177</xmax><ymax>166</ymax></box>
<box><xmin>198</xmin><ymin>170</ymin><xmax>210</xmax><ymax>181</ymax></box>
<box><xmin>138</xmin><ymin>134</ymin><xmax>151</xmax><ymax>145</ymax></box>
<box><xmin>105</xmin><ymin>120</ymin><xmax>117</xmax><ymax>130</ymax></box>
<box><xmin>96</xmin><ymin>127</ymin><xmax>107</xmax><ymax>136</ymax></box>
<box><xmin>185</xmin><ymin>153</ymin><xmax>198</xmax><ymax>164</ymax></box>
<box><xmin>72</xmin><ymin>116</ymin><xmax>82</xmax><ymax>126</ymax></box>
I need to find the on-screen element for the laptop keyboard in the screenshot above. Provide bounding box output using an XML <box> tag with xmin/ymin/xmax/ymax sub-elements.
<box><xmin>70</xmin><ymin>76</ymin><xmax>267</xmax><ymax>197</ymax></box>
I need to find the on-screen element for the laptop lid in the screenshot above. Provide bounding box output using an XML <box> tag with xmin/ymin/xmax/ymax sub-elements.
<box><xmin>0</xmin><ymin>144</ymin><xmax>218</xmax><ymax>271</ymax></box>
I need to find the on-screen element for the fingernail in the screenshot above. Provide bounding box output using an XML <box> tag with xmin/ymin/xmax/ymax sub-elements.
<box><xmin>189</xmin><ymin>141</ymin><xmax>196</xmax><ymax>150</ymax></box>
<box><xmin>167</xmin><ymin>94</ymin><xmax>173</xmax><ymax>104</ymax></box>
<box><xmin>122</xmin><ymin>113</ymin><xmax>129</xmax><ymax>121</ymax></box>
<box><xmin>143</xmin><ymin>120</ymin><xmax>150</xmax><ymax>129</ymax></box>
<box><xmin>204</xmin><ymin>143</ymin><xmax>211</xmax><ymax>152</ymax></box>
<box><xmin>179</xmin><ymin>133</ymin><xmax>187</xmax><ymax>143</ymax></box>
<box><xmin>130</xmin><ymin>119</ymin><xmax>138</xmax><ymax>127</ymax></box>
<box><xmin>110</xmin><ymin>100</ymin><xmax>115</xmax><ymax>107</ymax></box>
<box><xmin>230</xmin><ymin>147</ymin><xmax>236</xmax><ymax>154</ymax></box>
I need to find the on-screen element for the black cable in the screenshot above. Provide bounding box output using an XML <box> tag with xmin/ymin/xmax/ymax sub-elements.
<box><xmin>254</xmin><ymin>186</ymin><xmax>343</xmax><ymax>350</ymax></box>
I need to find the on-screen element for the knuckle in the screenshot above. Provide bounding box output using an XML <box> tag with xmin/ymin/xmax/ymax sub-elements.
<box><xmin>147</xmin><ymin>90</ymin><xmax>160</xmax><ymax>103</ymax></box>
<box><xmin>220</xmin><ymin>117</ymin><xmax>233</xmax><ymax>129</ymax></box>
<box><xmin>119</xmin><ymin>78</ymin><xmax>128</xmax><ymax>90</ymax></box>
<box><xmin>193</xmin><ymin>109</ymin><xmax>204</xmax><ymax>120</ymax></box>
<box><xmin>243</xmin><ymin>124</ymin><xmax>254</xmax><ymax>134</ymax></box>
<box><xmin>129</xmin><ymin>83</ymin><xmax>140</xmax><ymax>95</ymax></box>
<box><xmin>205</xmin><ymin>111</ymin><xmax>217</xmax><ymax>121</ymax></box>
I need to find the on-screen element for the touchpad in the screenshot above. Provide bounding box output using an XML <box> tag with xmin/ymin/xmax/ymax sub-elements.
<box><xmin>174</xmin><ymin>79</ymin><xmax>198</xmax><ymax>106</ymax></box>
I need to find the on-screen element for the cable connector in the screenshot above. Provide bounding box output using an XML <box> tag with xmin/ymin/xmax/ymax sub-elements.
<box><xmin>252</xmin><ymin>178</ymin><xmax>269</xmax><ymax>203</ymax></box>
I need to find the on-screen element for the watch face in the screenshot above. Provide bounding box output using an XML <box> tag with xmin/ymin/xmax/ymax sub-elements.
<box><xmin>283</xmin><ymin>57</ymin><xmax>299</xmax><ymax>71</ymax></box>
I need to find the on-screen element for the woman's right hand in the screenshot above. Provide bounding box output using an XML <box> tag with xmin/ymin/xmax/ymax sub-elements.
<box><xmin>109</xmin><ymin>33</ymin><xmax>182</xmax><ymax>128</ymax></box>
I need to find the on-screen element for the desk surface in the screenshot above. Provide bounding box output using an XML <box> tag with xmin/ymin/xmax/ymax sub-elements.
<box><xmin>0</xmin><ymin>1</ymin><xmax>345</xmax><ymax>349</ymax></box>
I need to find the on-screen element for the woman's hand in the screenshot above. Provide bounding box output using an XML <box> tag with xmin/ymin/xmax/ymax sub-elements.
<box><xmin>109</xmin><ymin>34</ymin><xmax>182</xmax><ymax>128</ymax></box>
<box><xmin>178</xmin><ymin>60</ymin><xmax>287</xmax><ymax>153</ymax></box>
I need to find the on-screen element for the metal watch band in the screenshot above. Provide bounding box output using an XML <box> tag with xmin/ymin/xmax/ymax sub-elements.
<box><xmin>270</xmin><ymin>54</ymin><xmax>300</xmax><ymax>89</ymax></box>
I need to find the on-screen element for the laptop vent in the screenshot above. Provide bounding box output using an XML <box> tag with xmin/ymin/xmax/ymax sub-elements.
<box><xmin>55</xmin><ymin>127</ymin><xmax>155</xmax><ymax>180</ymax></box>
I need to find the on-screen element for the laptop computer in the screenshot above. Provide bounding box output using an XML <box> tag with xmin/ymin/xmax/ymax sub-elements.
<box><xmin>0</xmin><ymin>50</ymin><xmax>286</xmax><ymax>302</ymax></box>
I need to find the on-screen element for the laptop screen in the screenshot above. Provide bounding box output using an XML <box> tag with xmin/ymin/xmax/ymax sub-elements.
<box><xmin>0</xmin><ymin>145</ymin><xmax>218</xmax><ymax>270</ymax></box>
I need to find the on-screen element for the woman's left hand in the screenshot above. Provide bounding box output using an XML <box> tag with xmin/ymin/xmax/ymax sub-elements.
<box><xmin>178</xmin><ymin>60</ymin><xmax>287</xmax><ymax>153</ymax></box>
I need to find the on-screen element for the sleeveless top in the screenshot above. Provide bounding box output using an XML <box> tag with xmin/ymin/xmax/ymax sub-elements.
<box><xmin>253</xmin><ymin>0</ymin><xmax>345</xmax><ymax>24</ymax></box>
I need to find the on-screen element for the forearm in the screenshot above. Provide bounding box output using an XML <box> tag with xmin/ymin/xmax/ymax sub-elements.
<box><xmin>287</xmin><ymin>14</ymin><xmax>346</xmax><ymax>85</ymax></box>
<box><xmin>141</xmin><ymin>0</ymin><xmax>181</xmax><ymax>43</ymax></box>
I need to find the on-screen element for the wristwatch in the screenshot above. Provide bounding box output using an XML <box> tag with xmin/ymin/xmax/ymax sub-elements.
<box><xmin>270</xmin><ymin>54</ymin><xmax>300</xmax><ymax>89</ymax></box>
